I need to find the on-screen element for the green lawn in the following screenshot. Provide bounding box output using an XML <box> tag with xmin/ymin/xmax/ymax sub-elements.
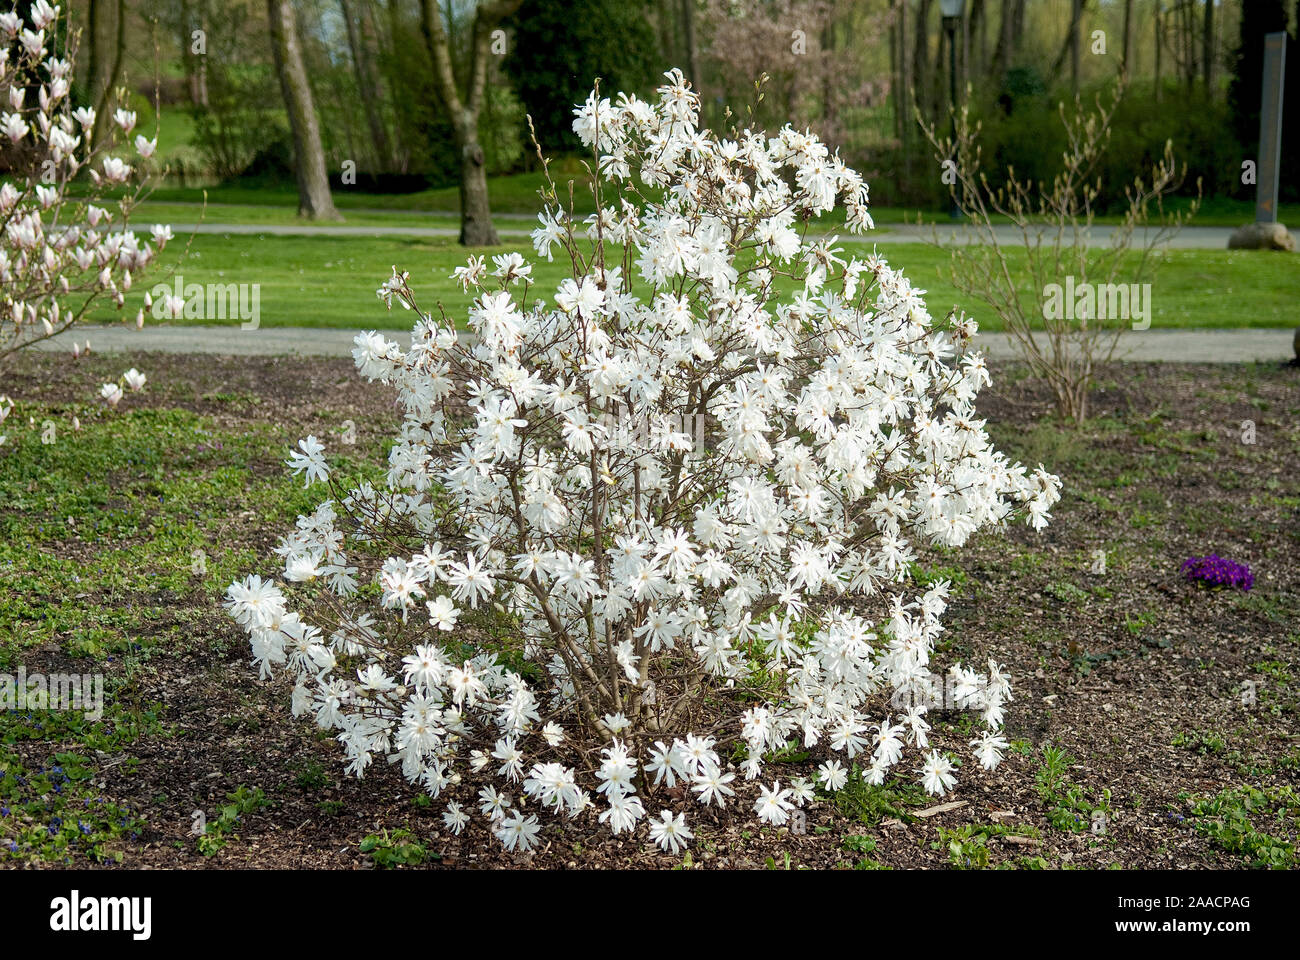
<box><xmin>123</xmin><ymin>171</ymin><xmax>1298</xmax><ymax>227</ymax></box>
<box><xmin>131</xmin><ymin>201</ymin><xmax>472</xmax><ymax>231</ymax></box>
<box><xmin>124</xmin><ymin>172</ymin><xmax>569</xmax><ymax>217</ymax></box>
<box><xmin>93</xmin><ymin>232</ymin><xmax>1294</xmax><ymax>330</ymax></box>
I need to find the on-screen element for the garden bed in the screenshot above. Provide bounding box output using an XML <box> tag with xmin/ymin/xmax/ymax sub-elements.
<box><xmin>1</xmin><ymin>351</ymin><xmax>1296</xmax><ymax>869</ymax></box>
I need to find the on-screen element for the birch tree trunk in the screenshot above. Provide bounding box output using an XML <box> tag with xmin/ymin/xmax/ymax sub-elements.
<box><xmin>913</xmin><ymin>0</ymin><xmax>933</xmax><ymax>124</ymax></box>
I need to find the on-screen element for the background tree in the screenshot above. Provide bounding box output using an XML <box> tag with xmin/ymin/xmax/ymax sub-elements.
<box><xmin>266</xmin><ymin>0</ymin><xmax>339</xmax><ymax>219</ymax></box>
<box><xmin>1048</xmin><ymin>0</ymin><xmax>1088</xmax><ymax>95</ymax></box>
<box><xmin>699</xmin><ymin>0</ymin><xmax>892</xmax><ymax>152</ymax></box>
<box><xmin>505</xmin><ymin>0</ymin><xmax>659</xmax><ymax>155</ymax></box>
<box><xmin>419</xmin><ymin>0</ymin><xmax>524</xmax><ymax>246</ymax></box>
<box><xmin>179</xmin><ymin>0</ymin><xmax>210</xmax><ymax>108</ymax></box>
<box><xmin>339</xmin><ymin>0</ymin><xmax>391</xmax><ymax>172</ymax></box>
<box><xmin>88</xmin><ymin>0</ymin><xmax>126</xmax><ymax>149</ymax></box>
<box><xmin>1228</xmin><ymin>0</ymin><xmax>1288</xmax><ymax>151</ymax></box>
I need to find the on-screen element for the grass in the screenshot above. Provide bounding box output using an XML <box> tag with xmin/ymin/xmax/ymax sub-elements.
<box><xmin>0</xmin><ymin>400</ymin><xmax>387</xmax><ymax>668</ymax></box>
<box><xmin>130</xmin><ymin>201</ymin><xmax>472</xmax><ymax>231</ymax></box>
<box><xmin>194</xmin><ymin>786</ymin><xmax>273</xmax><ymax>857</ymax></box>
<box><xmin>0</xmin><ymin>752</ymin><xmax>146</xmax><ymax>863</ymax></box>
<box><xmin>82</xmin><ymin>231</ymin><xmax>1297</xmax><ymax>331</ymax></box>
<box><xmin>935</xmin><ymin>822</ymin><xmax>1041</xmax><ymax>869</ymax></box>
<box><xmin>127</xmin><ymin>173</ymin><xmax>1300</xmax><ymax>226</ymax></box>
<box><xmin>110</xmin><ymin>171</ymin><xmax>578</xmax><ymax>218</ymax></box>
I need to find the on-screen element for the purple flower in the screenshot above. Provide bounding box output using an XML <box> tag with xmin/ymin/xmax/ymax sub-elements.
<box><xmin>1181</xmin><ymin>554</ymin><xmax>1254</xmax><ymax>591</ymax></box>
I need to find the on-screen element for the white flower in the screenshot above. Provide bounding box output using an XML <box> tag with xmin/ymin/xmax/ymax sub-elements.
<box><xmin>122</xmin><ymin>368</ymin><xmax>146</xmax><ymax>391</ymax></box>
<box><xmin>478</xmin><ymin>786</ymin><xmax>511</xmax><ymax>821</ymax></box>
<box><xmin>540</xmin><ymin>722</ymin><xmax>565</xmax><ymax>747</ymax></box>
<box><xmin>426</xmin><ymin>595</ymin><xmax>459</xmax><ymax>631</ymax></box>
<box><xmin>602</xmin><ymin>712</ymin><xmax>631</xmax><ymax>735</ymax></box>
<box><xmin>919</xmin><ymin>751</ymin><xmax>957</xmax><ymax>797</ymax></box>
<box><xmin>972</xmin><ymin>732</ymin><xmax>1008</xmax><ymax>771</ymax></box>
<box><xmin>691</xmin><ymin>765</ymin><xmax>736</xmax><ymax>808</ymax></box>
<box><xmin>445</xmin><ymin>553</ymin><xmax>495</xmax><ymax>608</ymax></box>
<box><xmin>101</xmin><ymin>156</ymin><xmax>131</xmax><ymax>183</ymax></box>
<box><xmin>648</xmin><ymin>810</ymin><xmax>693</xmax><ymax>853</ymax></box>
<box><xmin>442</xmin><ymin>802</ymin><xmax>469</xmax><ymax>834</ymax></box>
<box><xmin>284</xmin><ymin>554</ymin><xmax>320</xmax><ymax>582</ymax></box>
<box><xmin>816</xmin><ymin>759</ymin><xmax>848</xmax><ymax>792</ymax></box>
<box><xmin>286</xmin><ymin>435</ymin><xmax>328</xmax><ymax>487</ymax></box>
<box><xmin>494</xmin><ymin>810</ymin><xmax>541</xmax><ymax>852</ymax></box>
<box><xmin>754</xmin><ymin>782</ymin><xmax>795</xmax><ymax>826</ymax></box>
<box><xmin>598</xmin><ymin>792</ymin><xmax>645</xmax><ymax>834</ymax></box>
<box><xmin>224</xmin><ymin>575</ymin><xmax>286</xmax><ymax>631</ymax></box>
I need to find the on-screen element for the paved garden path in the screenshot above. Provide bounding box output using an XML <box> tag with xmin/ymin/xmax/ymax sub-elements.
<box><xmin>36</xmin><ymin>325</ymin><xmax>1298</xmax><ymax>364</ymax></box>
<box><xmin>169</xmin><ymin>220</ymin><xmax>1253</xmax><ymax>249</ymax></box>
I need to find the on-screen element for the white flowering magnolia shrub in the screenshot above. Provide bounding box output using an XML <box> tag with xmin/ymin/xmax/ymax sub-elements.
<box><xmin>0</xmin><ymin>1</ymin><xmax>172</xmax><ymax>373</ymax></box>
<box><xmin>226</xmin><ymin>70</ymin><xmax>1061</xmax><ymax>854</ymax></box>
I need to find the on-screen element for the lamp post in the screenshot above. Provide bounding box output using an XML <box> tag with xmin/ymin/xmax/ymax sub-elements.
<box><xmin>940</xmin><ymin>0</ymin><xmax>964</xmax><ymax>219</ymax></box>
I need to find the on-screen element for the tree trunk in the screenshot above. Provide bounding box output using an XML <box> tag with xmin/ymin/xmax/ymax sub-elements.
<box><xmin>970</xmin><ymin>0</ymin><xmax>987</xmax><ymax>77</ymax></box>
<box><xmin>961</xmin><ymin>0</ymin><xmax>969</xmax><ymax>96</ymax></box>
<box><xmin>377</xmin><ymin>0</ymin><xmax>411</xmax><ymax>173</ymax></box>
<box><xmin>1071</xmin><ymin>0</ymin><xmax>1082</xmax><ymax>94</ymax></box>
<box><xmin>681</xmin><ymin>0</ymin><xmax>701</xmax><ymax>92</ymax></box>
<box><xmin>458</xmin><ymin>117</ymin><xmax>494</xmax><ymax>246</ymax></box>
<box><xmin>1154</xmin><ymin>0</ymin><xmax>1162</xmax><ymax>102</ymax></box>
<box><xmin>891</xmin><ymin>0</ymin><xmax>903</xmax><ymax>142</ymax></box>
<box><xmin>1202</xmin><ymin>0</ymin><xmax>1214</xmax><ymax>91</ymax></box>
<box><xmin>992</xmin><ymin>0</ymin><xmax>1014</xmax><ymax>77</ymax></box>
<box><xmin>340</xmin><ymin>0</ymin><xmax>390</xmax><ymax>172</ymax></box>
<box><xmin>1121</xmin><ymin>0</ymin><xmax>1133</xmax><ymax>74</ymax></box>
<box><xmin>90</xmin><ymin>0</ymin><xmax>126</xmax><ymax>150</ymax></box>
<box><xmin>180</xmin><ymin>0</ymin><xmax>210</xmax><ymax>108</ymax></box>
<box><xmin>86</xmin><ymin>0</ymin><xmax>103</xmax><ymax>107</ymax></box>
<box><xmin>267</xmin><ymin>0</ymin><xmax>340</xmax><ymax>220</ymax></box>
<box><xmin>897</xmin><ymin>0</ymin><xmax>911</xmax><ymax>170</ymax></box>
<box><xmin>1050</xmin><ymin>0</ymin><xmax>1088</xmax><ymax>94</ymax></box>
<box><xmin>419</xmin><ymin>0</ymin><xmax>524</xmax><ymax>246</ymax></box>
<box><xmin>913</xmin><ymin>0</ymin><xmax>933</xmax><ymax>124</ymax></box>
<box><xmin>657</xmin><ymin>2</ymin><xmax>676</xmax><ymax>71</ymax></box>
<box><xmin>822</xmin><ymin>13</ymin><xmax>835</xmax><ymax>134</ymax></box>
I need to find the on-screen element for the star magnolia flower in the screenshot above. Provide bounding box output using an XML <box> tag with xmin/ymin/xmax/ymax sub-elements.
<box><xmin>919</xmin><ymin>751</ymin><xmax>957</xmax><ymax>797</ymax></box>
<box><xmin>286</xmin><ymin>435</ymin><xmax>328</xmax><ymax>487</ymax></box>
<box><xmin>754</xmin><ymin>782</ymin><xmax>795</xmax><ymax>826</ymax></box>
<box><xmin>648</xmin><ymin>810</ymin><xmax>693</xmax><ymax>853</ymax></box>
